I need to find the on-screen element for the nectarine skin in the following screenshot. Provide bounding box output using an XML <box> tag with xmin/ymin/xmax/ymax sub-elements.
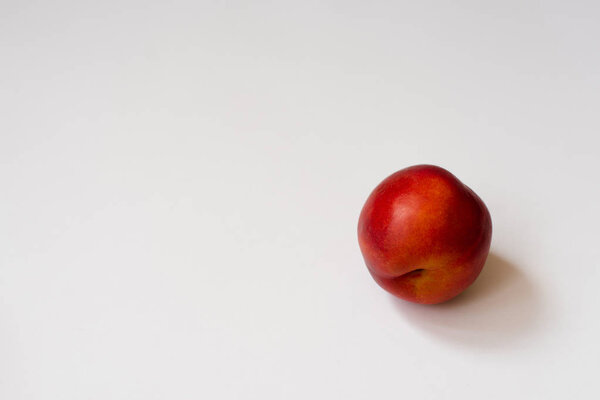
<box><xmin>358</xmin><ymin>165</ymin><xmax>492</xmax><ymax>304</ymax></box>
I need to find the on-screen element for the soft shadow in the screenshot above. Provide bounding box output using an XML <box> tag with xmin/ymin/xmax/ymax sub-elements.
<box><xmin>391</xmin><ymin>253</ymin><xmax>543</xmax><ymax>349</ymax></box>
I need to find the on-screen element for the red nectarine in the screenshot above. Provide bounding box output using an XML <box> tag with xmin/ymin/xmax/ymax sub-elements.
<box><xmin>358</xmin><ymin>165</ymin><xmax>492</xmax><ymax>304</ymax></box>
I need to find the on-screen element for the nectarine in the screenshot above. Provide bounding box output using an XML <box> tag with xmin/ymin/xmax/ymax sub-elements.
<box><xmin>358</xmin><ymin>165</ymin><xmax>492</xmax><ymax>304</ymax></box>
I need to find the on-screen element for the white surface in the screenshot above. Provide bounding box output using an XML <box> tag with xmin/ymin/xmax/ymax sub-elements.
<box><xmin>1</xmin><ymin>1</ymin><xmax>599</xmax><ymax>399</ymax></box>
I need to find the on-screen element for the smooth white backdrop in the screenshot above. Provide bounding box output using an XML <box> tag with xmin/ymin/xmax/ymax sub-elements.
<box><xmin>1</xmin><ymin>1</ymin><xmax>599</xmax><ymax>398</ymax></box>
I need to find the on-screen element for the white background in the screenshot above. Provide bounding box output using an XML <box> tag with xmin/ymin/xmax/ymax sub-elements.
<box><xmin>1</xmin><ymin>1</ymin><xmax>599</xmax><ymax>398</ymax></box>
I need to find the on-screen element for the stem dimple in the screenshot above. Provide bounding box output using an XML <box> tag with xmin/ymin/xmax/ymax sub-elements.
<box><xmin>399</xmin><ymin>268</ymin><xmax>426</xmax><ymax>279</ymax></box>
